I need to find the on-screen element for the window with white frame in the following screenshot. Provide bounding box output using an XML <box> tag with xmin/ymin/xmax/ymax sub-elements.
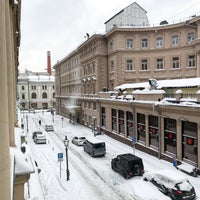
<box><xmin>141</xmin><ymin>59</ymin><xmax>148</xmax><ymax>70</ymax></box>
<box><xmin>126</xmin><ymin>59</ymin><xmax>133</xmax><ymax>70</ymax></box>
<box><xmin>172</xmin><ymin>35</ymin><xmax>179</xmax><ymax>46</ymax></box>
<box><xmin>156</xmin><ymin>58</ymin><xmax>164</xmax><ymax>69</ymax></box>
<box><xmin>141</xmin><ymin>38</ymin><xmax>148</xmax><ymax>48</ymax></box>
<box><xmin>156</xmin><ymin>37</ymin><xmax>163</xmax><ymax>48</ymax></box>
<box><xmin>127</xmin><ymin>38</ymin><xmax>133</xmax><ymax>48</ymax></box>
<box><xmin>188</xmin><ymin>55</ymin><xmax>195</xmax><ymax>67</ymax></box>
<box><xmin>172</xmin><ymin>57</ymin><xmax>179</xmax><ymax>68</ymax></box>
<box><xmin>187</xmin><ymin>32</ymin><xmax>195</xmax><ymax>42</ymax></box>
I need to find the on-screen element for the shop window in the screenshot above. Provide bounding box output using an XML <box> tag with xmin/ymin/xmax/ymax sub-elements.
<box><xmin>126</xmin><ymin>111</ymin><xmax>134</xmax><ymax>138</ymax></box>
<box><xmin>149</xmin><ymin>116</ymin><xmax>158</xmax><ymax>148</ymax></box>
<box><xmin>101</xmin><ymin>107</ymin><xmax>106</xmax><ymax>127</ymax></box>
<box><xmin>112</xmin><ymin>109</ymin><xmax>117</xmax><ymax>131</ymax></box>
<box><xmin>182</xmin><ymin>121</ymin><xmax>197</xmax><ymax>164</ymax></box>
<box><xmin>164</xmin><ymin>118</ymin><xmax>177</xmax><ymax>155</ymax></box>
<box><xmin>118</xmin><ymin>110</ymin><xmax>124</xmax><ymax>135</ymax></box>
<box><xmin>137</xmin><ymin>113</ymin><xmax>145</xmax><ymax>143</ymax></box>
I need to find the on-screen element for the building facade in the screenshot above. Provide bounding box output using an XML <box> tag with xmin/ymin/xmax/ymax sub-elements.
<box><xmin>18</xmin><ymin>70</ymin><xmax>55</xmax><ymax>110</ymax></box>
<box><xmin>54</xmin><ymin>3</ymin><xmax>200</xmax><ymax>169</ymax></box>
<box><xmin>0</xmin><ymin>1</ymin><xmax>34</xmax><ymax>199</ymax></box>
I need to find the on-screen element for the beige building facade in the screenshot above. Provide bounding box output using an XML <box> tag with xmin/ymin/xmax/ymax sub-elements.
<box><xmin>0</xmin><ymin>1</ymin><xmax>34</xmax><ymax>199</ymax></box>
<box><xmin>18</xmin><ymin>70</ymin><xmax>55</xmax><ymax>110</ymax></box>
<box><xmin>54</xmin><ymin>4</ymin><xmax>200</xmax><ymax>170</ymax></box>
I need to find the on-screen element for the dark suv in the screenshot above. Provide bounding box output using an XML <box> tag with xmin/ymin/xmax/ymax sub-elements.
<box><xmin>111</xmin><ymin>153</ymin><xmax>144</xmax><ymax>179</ymax></box>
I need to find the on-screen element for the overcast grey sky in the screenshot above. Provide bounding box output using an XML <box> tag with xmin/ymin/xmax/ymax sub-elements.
<box><xmin>19</xmin><ymin>0</ymin><xmax>200</xmax><ymax>72</ymax></box>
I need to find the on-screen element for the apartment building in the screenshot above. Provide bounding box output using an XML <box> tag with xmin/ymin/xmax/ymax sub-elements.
<box><xmin>18</xmin><ymin>70</ymin><xmax>55</xmax><ymax>110</ymax></box>
<box><xmin>54</xmin><ymin>2</ymin><xmax>200</xmax><ymax>169</ymax></box>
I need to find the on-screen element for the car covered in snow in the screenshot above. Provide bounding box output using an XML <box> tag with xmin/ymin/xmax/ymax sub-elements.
<box><xmin>143</xmin><ymin>170</ymin><xmax>196</xmax><ymax>200</ymax></box>
<box><xmin>33</xmin><ymin>134</ymin><xmax>47</xmax><ymax>144</ymax></box>
<box><xmin>32</xmin><ymin>131</ymin><xmax>43</xmax><ymax>139</ymax></box>
<box><xmin>45</xmin><ymin>125</ymin><xmax>54</xmax><ymax>131</ymax></box>
<box><xmin>111</xmin><ymin>153</ymin><xmax>144</xmax><ymax>179</ymax></box>
<box><xmin>71</xmin><ymin>136</ymin><xmax>86</xmax><ymax>146</ymax></box>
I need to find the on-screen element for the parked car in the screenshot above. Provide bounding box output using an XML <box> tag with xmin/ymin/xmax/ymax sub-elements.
<box><xmin>29</xmin><ymin>108</ymin><xmax>35</xmax><ymax>113</ymax></box>
<box><xmin>71</xmin><ymin>136</ymin><xmax>86</xmax><ymax>146</ymax></box>
<box><xmin>143</xmin><ymin>170</ymin><xmax>196</xmax><ymax>200</ymax></box>
<box><xmin>33</xmin><ymin>134</ymin><xmax>47</xmax><ymax>144</ymax></box>
<box><xmin>32</xmin><ymin>131</ymin><xmax>43</xmax><ymax>139</ymax></box>
<box><xmin>83</xmin><ymin>138</ymin><xmax>106</xmax><ymax>157</ymax></box>
<box><xmin>111</xmin><ymin>153</ymin><xmax>144</xmax><ymax>179</ymax></box>
<box><xmin>45</xmin><ymin>125</ymin><xmax>54</xmax><ymax>131</ymax></box>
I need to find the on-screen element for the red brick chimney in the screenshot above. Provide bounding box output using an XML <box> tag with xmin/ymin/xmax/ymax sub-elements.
<box><xmin>47</xmin><ymin>51</ymin><xmax>51</xmax><ymax>75</ymax></box>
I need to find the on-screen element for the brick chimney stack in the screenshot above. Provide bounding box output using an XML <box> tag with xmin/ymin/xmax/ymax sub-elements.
<box><xmin>47</xmin><ymin>51</ymin><xmax>51</xmax><ymax>75</ymax></box>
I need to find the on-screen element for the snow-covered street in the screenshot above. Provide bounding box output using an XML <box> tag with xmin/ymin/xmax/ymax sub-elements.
<box><xmin>21</xmin><ymin>111</ymin><xmax>200</xmax><ymax>200</ymax></box>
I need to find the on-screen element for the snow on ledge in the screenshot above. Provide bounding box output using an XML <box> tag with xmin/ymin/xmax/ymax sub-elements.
<box><xmin>10</xmin><ymin>147</ymin><xmax>34</xmax><ymax>175</ymax></box>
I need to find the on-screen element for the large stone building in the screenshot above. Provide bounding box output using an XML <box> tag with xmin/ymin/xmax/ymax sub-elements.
<box><xmin>0</xmin><ymin>1</ymin><xmax>34</xmax><ymax>199</ymax></box>
<box><xmin>54</xmin><ymin>2</ymin><xmax>200</xmax><ymax>169</ymax></box>
<box><xmin>18</xmin><ymin>70</ymin><xmax>55</xmax><ymax>110</ymax></box>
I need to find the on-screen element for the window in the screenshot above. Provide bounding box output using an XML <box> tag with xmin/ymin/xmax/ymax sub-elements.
<box><xmin>141</xmin><ymin>59</ymin><xmax>148</xmax><ymax>70</ymax></box>
<box><xmin>156</xmin><ymin>37</ymin><xmax>163</xmax><ymax>48</ymax></box>
<box><xmin>101</xmin><ymin>107</ymin><xmax>106</xmax><ymax>127</ymax></box>
<box><xmin>112</xmin><ymin>109</ymin><xmax>117</xmax><ymax>131</ymax></box>
<box><xmin>126</xmin><ymin>112</ymin><xmax>134</xmax><ymax>138</ymax></box>
<box><xmin>21</xmin><ymin>85</ymin><xmax>24</xmax><ymax>90</ymax></box>
<box><xmin>110</xmin><ymin>60</ymin><xmax>114</xmax><ymax>72</ymax></box>
<box><xmin>187</xmin><ymin>32</ymin><xmax>194</xmax><ymax>42</ymax></box>
<box><xmin>182</xmin><ymin>121</ymin><xmax>197</xmax><ymax>164</ymax></box>
<box><xmin>31</xmin><ymin>85</ymin><xmax>36</xmax><ymax>90</ymax></box>
<box><xmin>172</xmin><ymin>57</ymin><xmax>179</xmax><ymax>68</ymax></box>
<box><xmin>137</xmin><ymin>113</ymin><xmax>145</xmax><ymax>143</ymax></box>
<box><xmin>126</xmin><ymin>59</ymin><xmax>133</xmax><ymax>70</ymax></box>
<box><xmin>127</xmin><ymin>39</ymin><xmax>133</xmax><ymax>48</ymax></box>
<box><xmin>52</xmin><ymin>85</ymin><xmax>55</xmax><ymax>90</ymax></box>
<box><xmin>31</xmin><ymin>93</ymin><xmax>37</xmax><ymax>99</ymax></box>
<box><xmin>42</xmin><ymin>85</ymin><xmax>47</xmax><ymax>90</ymax></box>
<box><xmin>156</xmin><ymin>58</ymin><xmax>164</xmax><ymax>69</ymax></box>
<box><xmin>141</xmin><ymin>38</ymin><xmax>148</xmax><ymax>48</ymax></box>
<box><xmin>22</xmin><ymin>94</ymin><xmax>25</xmax><ymax>99</ymax></box>
<box><xmin>172</xmin><ymin>35</ymin><xmax>179</xmax><ymax>46</ymax></box>
<box><xmin>149</xmin><ymin>116</ymin><xmax>158</xmax><ymax>148</ymax></box>
<box><xmin>118</xmin><ymin>110</ymin><xmax>125</xmax><ymax>135</ymax></box>
<box><xmin>42</xmin><ymin>92</ymin><xmax>47</xmax><ymax>98</ymax></box>
<box><xmin>164</xmin><ymin>118</ymin><xmax>177</xmax><ymax>155</ymax></box>
<box><xmin>188</xmin><ymin>55</ymin><xmax>195</xmax><ymax>67</ymax></box>
<box><xmin>110</xmin><ymin>41</ymin><xmax>113</xmax><ymax>51</ymax></box>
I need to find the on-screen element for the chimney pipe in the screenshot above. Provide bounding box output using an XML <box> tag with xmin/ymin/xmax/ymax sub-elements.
<box><xmin>47</xmin><ymin>51</ymin><xmax>51</xmax><ymax>75</ymax></box>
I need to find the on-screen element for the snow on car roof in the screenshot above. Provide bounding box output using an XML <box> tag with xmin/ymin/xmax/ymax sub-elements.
<box><xmin>153</xmin><ymin>169</ymin><xmax>187</xmax><ymax>182</ymax></box>
<box><xmin>86</xmin><ymin>137</ymin><xmax>105</xmax><ymax>144</ymax></box>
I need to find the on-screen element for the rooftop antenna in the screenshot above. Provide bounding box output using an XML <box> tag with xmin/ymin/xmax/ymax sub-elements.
<box><xmin>84</xmin><ymin>33</ymin><xmax>90</xmax><ymax>39</ymax></box>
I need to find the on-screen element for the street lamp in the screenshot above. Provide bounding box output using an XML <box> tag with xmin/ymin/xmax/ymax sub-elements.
<box><xmin>61</xmin><ymin>117</ymin><xmax>64</xmax><ymax>128</ymax></box>
<box><xmin>63</xmin><ymin>136</ymin><xmax>70</xmax><ymax>181</ymax></box>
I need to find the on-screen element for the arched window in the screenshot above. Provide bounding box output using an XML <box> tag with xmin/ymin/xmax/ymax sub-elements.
<box><xmin>42</xmin><ymin>92</ymin><xmax>47</xmax><ymax>99</ymax></box>
<box><xmin>22</xmin><ymin>94</ymin><xmax>25</xmax><ymax>99</ymax></box>
<box><xmin>31</xmin><ymin>92</ymin><xmax>37</xmax><ymax>99</ymax></box>
<box><xmin>53</xmin><ymin>92</ymin><xmax>55</xmax><ymax>98</ymax></box>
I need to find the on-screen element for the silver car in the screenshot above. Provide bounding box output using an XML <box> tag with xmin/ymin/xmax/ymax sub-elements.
<box><xmin>71</xmin><ymin>136</ymin><xmax>86</xmax><ymax>146</ymax></box>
